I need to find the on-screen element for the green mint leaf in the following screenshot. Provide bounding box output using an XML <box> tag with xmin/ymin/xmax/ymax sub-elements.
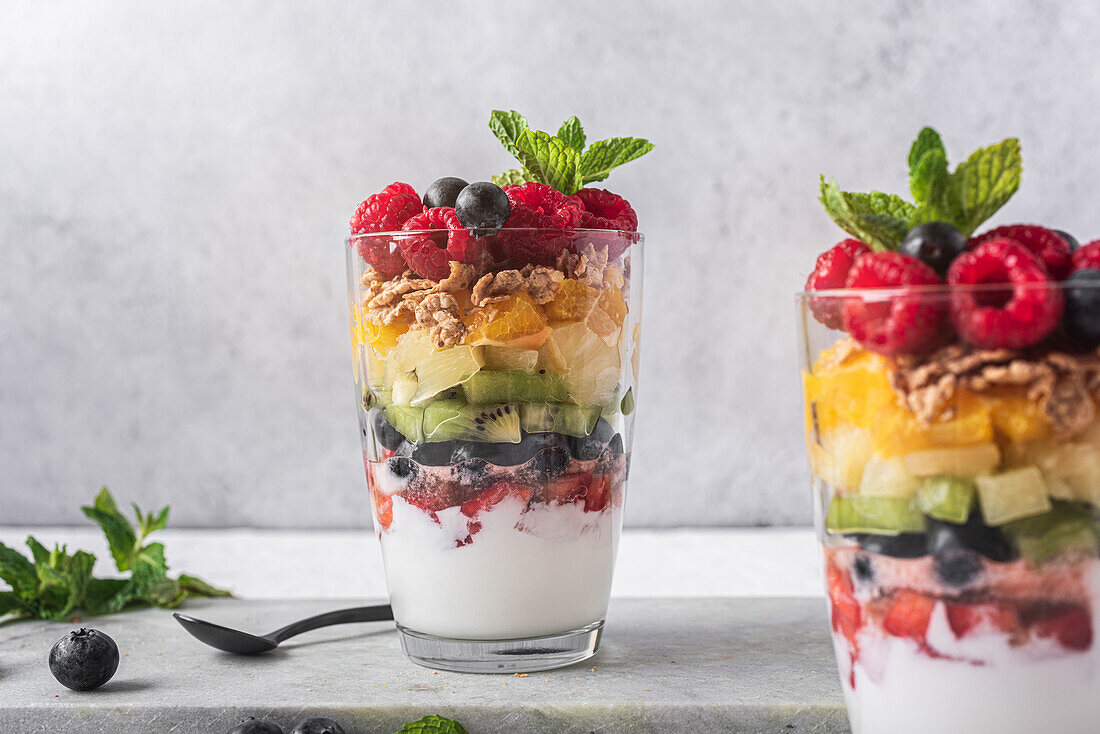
<box><xmin>488</xmin><ymin>110</ymin><xmax>528</xmax><ymax>158</ymax></box>
<box><xmin>578</xmin><ymin>136</ymin><xmax>654</xmax><ymax>185</ymax></box>
<box><xmin>556</xmin><ymin>116</ymin><xmax>586</xmax><ymax>152</ymax></box>
<box><xmin>82</xmin><ymin>578</ymin><xmax>133</xmax><ymax>615</ymax></box>
<box><xmin>129</xmin><ymin>542</ymin><xmax>169</xmax><ymax>593</ymax></box>
<box><xmin>940</xmin><ymin>137</ymin><xmax>1022</xmax><ymax>236</ymax></box>
<box><xmin>395</xmin><ymin>715</ymin><xmax>469</xmax><ymax>734</ymax></box>
<box><xmin>491</xmin><ymin>168</ymin><xmax>531</xmax><ymax>188</ymax></box>
<box><xmin>133</xmin><ymin>503</ymin><xmax>169</xmax><ymax>538</ymax></box>
<box><xmin>147</xmin><ymin>577</ymin><xmax>185</xmax><ymax>608</ymax></box>
<box><xmin>0</xmin><ymin>541</ymin><xmax>37</xmax><ymax>597</ymax></box>
<box><xmin>908</xmin><ymin>128</ymin><xmax>946</xmax><ymax>190</ymax></box>
<box><xmin>177</xmin><ymin>574</ymin><xmax>232</xmax><ymax>598</ymax></box>
<box><xmin>82</xmin><ymin>487</ymin><xmax>138</xmax><ymax>572</ymax></box>
<box><xmin>909</xmin><ymin>148</ymin><xmax>949</xmax><ymax>208</ymax></box>
<box><xmin>819</xmin><ymin>177</ymin><xmax>915</xmax><ymax>251</ymax></box>
<box><xmin>514</xmin><ymin>129</ymin><xmax>581</xmax><ymax>194</ymax></box>
<box><xmin>0</xmin><ymin>590</ymin><xmax>27</xmax><ymax>616</ymax></box>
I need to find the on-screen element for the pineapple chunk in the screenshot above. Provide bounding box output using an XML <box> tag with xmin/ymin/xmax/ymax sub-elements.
<box><xmin>809</xmin><ymin>425</ymin><xmax>874</xmax><ymax>490</ymax></box>
<box><xmin>550</xmin><ymin>322</ymin><xmax>620</xmax><ymax>405</ymax></box>
<box><xmin>482</xmin><ymin>346</ymin><xmax>539</xmax><ymax>373</ymax></box>
<box><xmin>904</xmin><ymin>444</ymin><xmax>1001</xmax><ymax>478</ymax></box>
<box><xmin>859</xmin><ymin>456</ymin><xmax>921</xmax><ymax>499</ymax></box>
<box><xmin>976</xmin><ymin>466</ymin><xmax>1053</xmax><ymax>526</ymax></box>
<box><xmin>410</xmin><ymin>345</ymin><xmax>484</xmax><ymax>406</ymax></box>
<box><xmin>391</xmin><ymin>371</ymin><xmax>417</xmax><ymax>406</ymax></box>
<box><xmin>536</xmin><ymin>338</ymin><xmax>569</xmax><ymax>374</ymax></box>
<box><xmin>1031</xmin><ymin>442</ymin><xmax>1100</xmax><ymax>506</ymax></box>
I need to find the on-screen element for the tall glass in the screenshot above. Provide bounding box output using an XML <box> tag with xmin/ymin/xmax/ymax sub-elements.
<box><xmin>347</xmin><ymin>228</ymin><xmax>642</xmax><ymax>672</ymax></box>
<box><xmin>797</xmin><ymin>285</ymin><xmax>1100</xmax><ymax>733</ymax></box>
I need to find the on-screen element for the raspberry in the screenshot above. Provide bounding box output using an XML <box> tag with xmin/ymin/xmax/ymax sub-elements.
<box><xmin>496</xmin><ymin>183</ymin><xmax>585</xmax><ymax>265</ymax></box>
<box><xmin>1071</xmin><ymin>240</ymin><xmax>1100</xmax><ymax>271</ymax></box>
<box><xmin>969</xmin><ymin>224</ymin><xmax>1072</xmax><ymax>280</ymax></box>
<box><xmin>398</xmin><ymin>207</ymin><xmax>482</xmax><ymax>280</ymax></box>
<box><xmin>947</xmin><ymin>238</ymin><xmax>1064</xmax><ymax>350</ymax></box>
<box><xmin>841</xmin><ymin>251</ymin><xmax>944</xmax><ymax>355</ymax></box>
<box><xmin>804</xmin><ymin>239</ymin><xmax>871</xmax><ymax>329</ymax></box>
<box><xmin>575</xmin><ymin>188</ymin><xmax>638</xmax><ymax>231</ymax></box>
<box><xmin>349</xmin><ymin>182</ymin><xmax>424</xmax><ymax>277</ymax></box>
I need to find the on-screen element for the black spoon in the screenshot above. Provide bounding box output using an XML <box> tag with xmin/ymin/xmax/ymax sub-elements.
<box><xmin>173</xmin><ymin>604</ymin><xmax>394</xmax><ymax>654</ymax></box>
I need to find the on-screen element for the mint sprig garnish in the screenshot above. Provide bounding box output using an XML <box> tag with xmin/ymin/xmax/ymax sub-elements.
<box><xmin>820</xmin><ymin>127</ymin><xmax>1022</xmax><ymax>250</ymax></box>
<box><xmin>395</xmin><ymin>715</ymin><xmax>468</xmax><ymax>734</ymax></box>
<box><xmin>489</xmin><ymin>110</ymin><xmax>653</xmax><ymax>194</ymax></box>
<box><xmin>0</xmin><ymin>487</ymin><xmax>230</xmax><ymax>621</ymax></box>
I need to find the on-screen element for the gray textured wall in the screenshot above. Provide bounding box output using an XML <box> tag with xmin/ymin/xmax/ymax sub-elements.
<box><xmin>3</xmin><ymin>1</ymin><xmax>1100</xmax><ymax>527</ymax></box>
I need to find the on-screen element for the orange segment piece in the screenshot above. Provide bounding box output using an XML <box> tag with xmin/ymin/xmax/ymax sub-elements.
<box><xmin>464</xmin><ymin>292</ymin><xmax>550</xmax><ymax>349</ymax></box>
<box><xmin>545</xmin><ymin>280</ymin><xmax>599</xmax><ymax>322</ymax></box>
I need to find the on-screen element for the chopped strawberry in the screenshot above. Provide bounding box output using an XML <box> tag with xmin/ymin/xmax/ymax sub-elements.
<box><xmin>370</xmin><ymin>487</ymin><xmax>393</xmax><ymax>531</ymax></box>
<box><xmin>1031</xmin><ymin>606</ymin><xmax>1093</xmax><ymax>651</ymax></box>
<box><xmin>580</xmin><ymin>473</ymin><xmax>612</xmax><ymax>512</ymax></box>
<box><xmin>826</xmin><ymin>563</ymin><xmax>863</xmax><ymax>645</ymax></box>
<box><xmin>883</xmin><ymin>591</ymin><xmax>935</xmax><ymax>640</ymax></box>
<box><xmin>460</xmin><ymin>481</ymin><xmax>532</xmax><ymax>517</ymax></box>
<box><xmin>946</xmin><ymin>602</ymin><xmax>1020</xmax><ymax>639</ymax></box>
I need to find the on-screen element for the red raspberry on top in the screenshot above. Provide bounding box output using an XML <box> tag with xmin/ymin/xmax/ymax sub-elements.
<box><xmin>969</xmin><ymin>224</ymin><xmax>1072</xmax><ymax>280</ymax></box>
<box><xmin>805</xmin><ymin>239</ymin><xmax>871</xmax><ymax>329</ymax></box>
<box><xmin>1071</xmin><ymin>240</ymin><xmax>1100</xmax><ymax>272</ymax></box>
<box><xmin>574</xmin><ymin>188</ymin><xmax>638</xmax><ymax>232</ymax></box>
<box><xmin>947</xmin><ymin>238</ymin><xmax>1063</xmax><ymax>350</ymax></box>
<box><xmin>349</xmin><ymin>182</ymin><xmax>424</xmax><ymax>277</ymax></box>
<box><xmin>496</xmin><ymin>183</ymin><xmax>586</xmax><ymax>265</ymax></box>
<box><xmin>841</xmin><ymin>251</ymin><xmax>944</xmax><ymax>355</ymax></box>
<box><xmin>398</xmin><ymin>207</ymin><xmax>483</xmax><ymax>280</ymax></box>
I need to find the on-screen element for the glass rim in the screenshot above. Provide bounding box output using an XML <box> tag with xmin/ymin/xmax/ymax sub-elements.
<box><xmin>347</xmin><ymin>227</ymin><xmax>644</xmax><ymax>240</ymax></box>
<box><xmin>795</xmin><ymin>280</ymin><xmax>1100</xmax><ymax>300</ymax></box>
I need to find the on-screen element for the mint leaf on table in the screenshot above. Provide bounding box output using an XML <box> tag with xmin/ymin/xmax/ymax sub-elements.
<box><xmin>556</xmin><ymin>115</ymin><xmax>586</xmax><ymax>152</ymax></box>
<box><xmin>395</xmin><ymin>715</ymin><xmax>469</xmax><ymax>734</ymax></box>
<box><xmin>819</xmin><ymin>177</ymin><xmax>915</xmax><ymax>251</ymax></box>
<box><xmin>514</xmin><ymin>129</ymin><xmax>581</xmax><ymax>194</ymax></box>
<box><xmin>578</xmin><ymin>136</ymin><xmax>654</xmax><ymax>185</ymax></box>
<box><xmin>0</xmin><ymin>487</ymin><xmax>231</xmax><ymax>621</ymax></box>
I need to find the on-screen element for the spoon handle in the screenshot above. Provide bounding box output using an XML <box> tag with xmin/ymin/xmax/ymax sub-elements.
<box><xmin>270</xmin><ymin>603</ymin><xmax>394</xmax><ymax>642</ymax></box>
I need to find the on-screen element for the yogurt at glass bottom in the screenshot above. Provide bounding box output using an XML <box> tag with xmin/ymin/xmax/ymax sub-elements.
<box><xmin>379</xmin><ymin>493</ymin><xmax>620</xmax><ymax>639</ymax></box>
<box><xmin>838</xmin><ymin>561</ymin><xmax>1100</xmax><ymax>734</ymax></box>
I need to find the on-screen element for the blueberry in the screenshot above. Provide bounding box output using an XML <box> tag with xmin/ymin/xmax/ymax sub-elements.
<box><xmin>455</xmin><ymin>182</ymin><xmax>511</xmax><ymax>231</ymax></box>
<box><xmin>899</xmin><ymin>222</ymin><xmax>967</xmax><ymax>277</ymax></box>
<box><xmin>422</xmin><ymin>177</ymin><xmax>468</xmax><ymax>209</ymax></box>
<box><xmin>568</xmin><ymin>419</ymin><xmax>617</xmax><ymax>461</ymax></box>
<box><xmin>370</xmin><ymin>411</ymin><xmax>404</xmax><ymax>452</ymax></box>
<box><xmin>1064</xmin><ymin>269</ymin><xmax>1100</xmax><ymax>348</ymax></box>
<box><xmin>933</xmin><ymin>550</ymin><xmax>983</xmax><ymax>587</ymax></box>
<box><xmin>926</xmin><ymin>514</ymin><xmax>1016</xmax><ymax>562</ymax></box>
<box><xmin>1054</xmin><ymin>229</ymin><xmax>1081</xmax><ymax>251</ymax></box>
<box><xmin>49</xmin><ymin>628</ymin><xmax>119</xmax><ymax>691</ymax></box>
<box><xmin>850</xmin><ymin>533</ymin><xmax>928</xmax><ymax>558</ymax></box>
<box><xmin>606</xmin><ymin>433</ymin><xmax>625</xmax><ymax>457</ymax></box>
<box><xmin>228</xmin><ymin>719</ymin><xmax>284</xmax><ymax>734</ymax></box>
<box><xmin>853</xmin><ymin>554</ymin><xmax>875</xmax><ymax>584</ymax></box>
<box><xmin>532</xmin><ymin>445</ymin><xmax>572</xmax><ymax>478</ymax></box>
<box><xmin>405</xmin><ymin>441</ymin><xmax>456</xmax><ymax>467</ymax></box>
<box><xmin>291</xmin><ymin>717</ymin><xmax>346</xmax><ymax>734</ymax></box>
<box><xmin>388</xmin><ymin>456</ymin><xmax>417</xmax><ymax>479</ymax></box>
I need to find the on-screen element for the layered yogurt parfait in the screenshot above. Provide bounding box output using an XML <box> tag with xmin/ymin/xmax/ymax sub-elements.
<box><xmin>799</xmin><ymin>129</ymin><xmax>1100</xmax><ymax>732</ymax></box>
<box><xmin>345</xmin><ymin>111</ymin><xmax>649</xmax><ymax>672</ymax></box>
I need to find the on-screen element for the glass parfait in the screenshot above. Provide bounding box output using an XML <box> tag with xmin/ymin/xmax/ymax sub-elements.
<box><xmin>797</xmin><ymin>284</ymin><xmax>1100</xmax><ymax>734</ymax></box>
<box><xmin>347</xmin><ymin>228</ymin><xmax>642</xmax><ymax>673</ymax></box>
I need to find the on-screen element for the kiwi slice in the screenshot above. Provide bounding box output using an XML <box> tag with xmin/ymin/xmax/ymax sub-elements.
<box><xmin>620</xmin><ymin>387</ymin><xmax>635</xmax><ymax>416</ymax></box>
<box><xmin>384</xmin><ymin>405</ymin><xmax>424</xmax><ymax>443</ymax></box>
<box><xmin>825</xmin><ymin>494</ymin><xmax>927</xmax><ymax>536</ymax></box>
<box><xmin>1002</xmin><ymin>502</ymin><xmax>1099</xmax><ymax>563</ymax></box>
<box><xmin>917</xmin><ymin>476</ymin><xmax>976</xmax><ymax>524</ymax></box>
<box><xmin>423</xmin><ymin>398</ymin><xmax>521</xmax><ymax>443</ymax></box>
<box><xmin>520</xmin><ymin>403</ymin><xmax>601</xmax><ymax>437</ymax></box>
<box><xmin>462</xmin><ymin>370</ymin><xmax>568</xmax><ymax>404</ymax></box>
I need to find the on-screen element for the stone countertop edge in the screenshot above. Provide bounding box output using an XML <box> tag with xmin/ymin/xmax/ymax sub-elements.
<box><xmin>0</xmin><ymin>597</ymin><xmax>849</xmax><ymax>733</ymax></box>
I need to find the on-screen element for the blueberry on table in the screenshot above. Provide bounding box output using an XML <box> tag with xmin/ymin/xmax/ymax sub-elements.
<box><xmin>228</xmin><ymin>719</ymin><xmax>284</xmax><ymax>734</ymax></box>
<box><xmin>899</xmin><ymin>221</ymin><xmax>967</xmax><ymax>277</ymax></box>
<box><xmin>423</xmin><ymin>177</ymin><xmax>469</xmax><ymax>209</ymax></box>
<box><xmin>291</xmin><ymin>717</ymin><xmax>346</xmax><ymax>734</ymax></box>
<box><xmin>1064</xmin><ymin>269</ymin><xmax>1100</xmax><ymax>348</ymax></box>
<box><xmin>48</xmin><ymin>628</ymin><xmax>119</xmax><ymax>691</ymax></box>
<box><xmin>455</xmin><ymin>181</ymin><xmax>511</xmax><ymax>231</ymax></box>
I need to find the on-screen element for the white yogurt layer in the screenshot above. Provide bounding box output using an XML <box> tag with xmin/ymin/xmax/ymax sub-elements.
<box><xmin>379</xmin><ymin>494</ymin><xmax>620</xmax><ymax>639</ymax></box>
<box><xmin>838</xmin><ymin>561</ymin><xmax>1100</xmax><ymax>734</ymax></box>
